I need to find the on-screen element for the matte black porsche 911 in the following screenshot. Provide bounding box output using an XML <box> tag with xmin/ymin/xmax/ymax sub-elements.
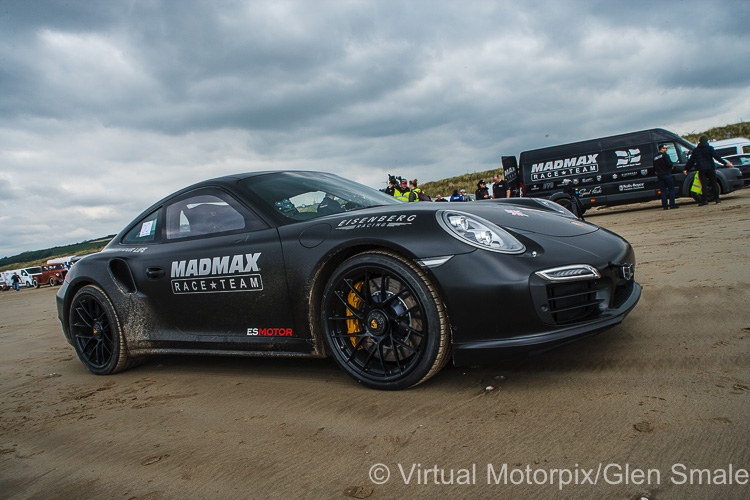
<box><xmin>57</xmin><ymin>171</ymin><xmax>641</xmax><ymax>390</ymax></box>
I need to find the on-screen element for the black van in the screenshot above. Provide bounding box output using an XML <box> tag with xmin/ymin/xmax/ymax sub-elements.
<box><xmin>504</xmin><ymin>128</ymin><xmax>743</xmax><ymax>216</ymax></box>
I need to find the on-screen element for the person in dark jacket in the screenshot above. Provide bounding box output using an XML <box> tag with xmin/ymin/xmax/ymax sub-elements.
<box><xmin>653</xmin><ymin>144</ymin><xmax>678</xmax><ymax>210</ymax></box>
<box><xmin>686</xmin><ymin>136</ymin><xmax>734</xmax><ymax>205</ymax></box>
<box><xmin>475</xmin><ymin>180</ymin><xmax>491</xmax><ymax>200</ymax></box>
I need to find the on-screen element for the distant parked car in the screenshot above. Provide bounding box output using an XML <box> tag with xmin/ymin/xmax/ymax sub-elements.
<box><xmin>723</xmin><ymin>154</ymin><xmax>750</xmax><ymax>185</ymax></box>
<box><xmin>0</xmin><ymin>275</ymin><xmax>9</xmax><ymax>291</ymax></box>
<box><xmin>19</xmin><ymin>267</ymin><xmax>44</xmax><ymax>288</ymax></box>
<box><xmin>40</xmin><ymin>264</ymin><xmax>67</xmax><ymax>286</ymax></box>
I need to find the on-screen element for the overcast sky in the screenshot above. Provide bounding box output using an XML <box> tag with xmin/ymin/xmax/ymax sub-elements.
<box><xmin>1</xmin><ymin>0</ymin><xmax>748</xmax><ymax>257</ymax></box>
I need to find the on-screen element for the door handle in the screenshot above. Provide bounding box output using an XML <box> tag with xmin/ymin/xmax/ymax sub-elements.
<box><xmin>146</xmin><ymin>267</ymin><xmax>166</xmax><ymax>280</ymax></box>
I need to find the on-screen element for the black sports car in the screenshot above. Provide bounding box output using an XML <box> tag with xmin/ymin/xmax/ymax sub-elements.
<box><xmin>57</xmin><ymin>171</ymin><xmax>641</xmax><ymax>390</ymax></box>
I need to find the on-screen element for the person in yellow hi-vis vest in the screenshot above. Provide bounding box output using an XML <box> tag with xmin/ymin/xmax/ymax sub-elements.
<box><xmin>394</xmin><ymin>178</ymin><xmax>410</xmax><ymax>201</ymax></box>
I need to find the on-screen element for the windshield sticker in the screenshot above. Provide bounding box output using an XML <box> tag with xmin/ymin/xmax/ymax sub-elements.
<box><xmin>504</xmin><ymin>209</ymin><xmax>529</xmax><ymax>217</ymax></box>
<box><xmin>170</xmin><ymin>253</ymin><xmax>262</xmax><ymax>294</ymax></box>
<box><xmin>336</xmin><ymin>214</ymin><xmax>417</xmax><ymax>230</ymax></box>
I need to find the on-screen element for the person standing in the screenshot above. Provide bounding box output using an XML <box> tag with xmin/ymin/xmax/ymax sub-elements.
<box><xmin>475</xmin><ymin>180</ymin><xmax>491</xmax><ymax>200</ymax></box>
<box><xmin>394</xmin><ymin>178</ymin><xmax>410</xmax><ymax>202</ymax></box>
<box><xmin>653</xmin><ymin>144</ymin><xmax>678</xmax><ymax>210</ymax></box>
<box><xmin>449</xmin><ymin>190</ymin><xmax>464</xmax><ymax>202</ymax></box>
<box><xmin>408</xmin><ymin>179</ymin><xmax>425</xmax><ymax>202</ymax></box>
<box><xmin>11</xmin><ymin>272</ymin><xmax>20</xmax><ymax>291</ymax></box>
<box><xmin>686</xmin><ymin>135</ymin><xmax>734</xmax><ymax>205</ymax></box>
<box><xmin>492</xmin><ymin>174</ymin><xmax>511</xmax><ymax>199</ymax></box>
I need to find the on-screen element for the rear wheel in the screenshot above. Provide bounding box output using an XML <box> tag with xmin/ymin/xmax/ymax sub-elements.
<box><xmin>69</xmin><ymin>285</ymin><xmax>132</xmax><ymax>375</ymax></box>
<box><xmin>321</xmin><ymin>251</ymin><xmax>450</xmax><ymax>390</ymax></box>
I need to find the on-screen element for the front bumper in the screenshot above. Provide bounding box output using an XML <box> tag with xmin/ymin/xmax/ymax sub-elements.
<box><xmin>452</xmin><ymin>280</ymin><xmax>641</xmax><ymax>365</ymax></box>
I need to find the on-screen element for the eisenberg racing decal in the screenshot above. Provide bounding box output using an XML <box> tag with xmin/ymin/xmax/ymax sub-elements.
<box><xmin>170</xmin><ymin>253</ymin><xmax>262</xmax><ymax>294</ymax></box>
<box><xmin>530</xmin><ymin>155</ymin><xmax>599</xmax><ymax>181</ymax></box>
<box><xmin>247</xmin><ymin>328</ymin><xmax>293</xmax><ymax>336</ymax></box>
<box><xmin>336</xmin><ymin>214</ymin><xmax>417</xmax><ymax>230</ymax></box>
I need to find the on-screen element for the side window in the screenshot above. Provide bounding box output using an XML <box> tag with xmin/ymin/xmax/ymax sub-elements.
<box><xmin>672</xmin><ymin>143</ymin><xmax>692</xmax><ymax>163</ymax></box>
<box><xmin>714</xmin><ymin>147</ymin><xmax>735</xmax><ymax>157</ymax></box>
<box><xmin>165</xmin><ymin>191</ymin><xmax>265</xmax><ymax>240</ymax></box>
<box><xmin>122</xmin><ymin>209</ymin><xmax>160</xmax><ymax>244</ymax></box>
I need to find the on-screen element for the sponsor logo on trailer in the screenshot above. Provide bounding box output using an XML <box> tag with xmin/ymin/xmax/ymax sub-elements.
<box><xmin>336</xmin><ymin>214</ymin><xmax>417</xmax><ymax>230</ymax></box>
<box><xmin>620</xmin><ymin>170</ymin><xmax>639</xmax><ymax>178</ymax></box>
<box><xmin>578</xmin><ymin>186</ymin><xmax>602</xmax><ymax>196</ymax></box>
<box><xmin>618</xmin><ymin>182</ymin><xmax>645</xmax><ymax>192</ymax></box>
<box><xmin>170</xmin><ymin>253</ymin><xmax>263</xmax><ymax>294</ymax></box>
<box><xmin>615</xmin><ymin>149</ymin><xmax>642</xmax><ymax>168</ymax></box>
<box><xmin>530</xmin><ymin>154</ymin><xmax>600</xmax><ymax>181</ymax></box>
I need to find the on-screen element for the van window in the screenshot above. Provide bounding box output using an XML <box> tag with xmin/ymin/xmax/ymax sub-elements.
<box><xmin>665</xmin><ymin>142</ymin><xmax>691</xmax><ymax>163</ymax></box>
<box><xmin>714</xmin><ymin>147</ymin><xmax>736</xmax><ymax>158</ymax></box>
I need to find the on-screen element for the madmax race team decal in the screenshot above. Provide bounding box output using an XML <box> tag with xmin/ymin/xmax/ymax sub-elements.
<box><xmin>170</xmin><ymin>253</ymin><xmax>262</xmax><ymax>294</ymax></box>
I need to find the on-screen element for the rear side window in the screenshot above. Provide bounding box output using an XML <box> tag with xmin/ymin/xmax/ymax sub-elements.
<box><xmin>122</xmin><ymin>209</ymin><xmax>160</xmax><ymax>244</ymax></box>
<box><xmin>165</xmin><ymin>191</ymin><xmax>265</xmax><ymax>240</ymax></box>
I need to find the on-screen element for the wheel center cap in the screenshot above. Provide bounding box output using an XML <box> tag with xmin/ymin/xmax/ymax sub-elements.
<box><xmin>93</xmin><ymin>321</ymin><xmax>103</xmax><ymax>336</ymax></box>
<box><xmin>366</xmin><ymin>310</ymin><xmax>388</xmax><ymax>336</ymax></box>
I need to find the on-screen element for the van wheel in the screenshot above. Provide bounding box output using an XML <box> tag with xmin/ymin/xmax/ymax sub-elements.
<box><xmin>556</xmin><ymin>197</ymin><xmax>580</xmax><ymax>218</ymax></box>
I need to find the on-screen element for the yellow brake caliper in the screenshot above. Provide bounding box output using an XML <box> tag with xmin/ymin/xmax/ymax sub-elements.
<box><xmin>346</xmin><ymin>281</ymin><xmax>364</xmax><ymax>348</ymax></box>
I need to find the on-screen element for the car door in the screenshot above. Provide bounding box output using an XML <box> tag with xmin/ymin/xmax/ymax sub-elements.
<box><xmin>124</xmin><ymin>188</ymin><xmax>298</xmax><ymax>347</ymax></box>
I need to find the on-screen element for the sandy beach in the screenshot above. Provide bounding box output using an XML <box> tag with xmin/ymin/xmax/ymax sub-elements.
<box><xmin>1</xmin><ymin>189</ymin><xmax>748</xmax><ymax>499</ymax></box>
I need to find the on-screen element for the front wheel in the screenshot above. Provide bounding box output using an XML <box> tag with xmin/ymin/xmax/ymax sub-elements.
<box><xmin>321</xmin><ymin>251</ymin><xmax>450</xmax><ymax>390</ymax></box>
<box><xmin>69</xmin><ymin>285</ymin><xmax>132</xmax><ymax>375</ymax></box>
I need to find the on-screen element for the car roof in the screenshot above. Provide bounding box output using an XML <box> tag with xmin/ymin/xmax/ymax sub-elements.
<box><xmin>707</xmin><ymin>137</ymin><xmax>750</xmax><ymax>147</ymax></box>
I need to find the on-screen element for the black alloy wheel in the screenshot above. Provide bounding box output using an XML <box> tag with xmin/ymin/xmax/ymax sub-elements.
<box><xmin>321</xmin><ymin>251</ymin><xmax>449</xmax><ymax>390</ymax></box>
<box><xmin>69</xmin><ymin>285</ymin><xmax>131</xmax><ymax>375</ymax></box>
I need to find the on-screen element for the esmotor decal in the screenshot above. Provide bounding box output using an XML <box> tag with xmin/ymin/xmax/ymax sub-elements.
<box><xmin>170</xmin><ymin>253</ymin><xmax>263</xmax><ymax>294</ymax></box>
<box><xmin>247</xmin><ymin>328</ymin><xmax>293</xmax><ymax>336</ymax></box>
<box><xmin>336</xmin><ymin>214</ymin><xmax>417</xmax><ymax>230</ymax></box>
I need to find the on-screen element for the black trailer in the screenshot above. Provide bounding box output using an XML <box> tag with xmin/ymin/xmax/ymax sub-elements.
<box><xmin>509</xmin><ymin>128</ymin><xmax>743</xmax><ymax>216</ymax></box>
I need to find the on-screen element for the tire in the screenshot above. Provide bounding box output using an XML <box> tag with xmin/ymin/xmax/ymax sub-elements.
<box><xmin>69</xmin><ymin>285</ymin><xmax>132</xmax><ymax>375</ymax></box>
<box><xmin>321</xmin><ymin>251</ymin><xmax>450</xmax><ymax>390</ymax></box>
<box><xmin>555</xmin><ymin>197</ymin><xmax>581</xmax><ymax>219</ymax></box>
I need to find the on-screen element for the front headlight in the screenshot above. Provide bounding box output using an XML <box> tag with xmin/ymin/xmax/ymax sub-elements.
<box><xmin>438</xmin><ymin>211</ymin><xmax>525</xmax><ymax>254</ymax></box>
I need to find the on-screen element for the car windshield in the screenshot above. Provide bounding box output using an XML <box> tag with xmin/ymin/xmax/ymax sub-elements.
<box><xmin>240</xmin><ymin>171</ymin><xmax>401</xmax><ymax>223</ymax></box>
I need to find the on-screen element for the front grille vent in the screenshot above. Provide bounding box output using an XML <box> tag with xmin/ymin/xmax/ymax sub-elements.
<box><xmin>546</xmin><ymin>281</ymin><xmax>603</xmax><ymax>324</ymax></box>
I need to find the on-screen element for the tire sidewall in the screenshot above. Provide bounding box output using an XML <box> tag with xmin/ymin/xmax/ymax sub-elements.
<box><xmin>321</xmin><ymin>252</ymin><xmax>444</xmax><ymax>390</ymax></box>
<box><xmin>69</xmin><ymin>285</ymin><xmax>125</xmax><ymax>375</ymax></box>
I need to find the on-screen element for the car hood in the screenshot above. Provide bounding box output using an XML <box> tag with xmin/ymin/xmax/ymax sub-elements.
<box><xmin>442</xmin><ymin>202</ymin><xmax>600</xmax><ymax>237</ymax></box>
<box><xmin>315</xmin><ymin>201</ymin><xmax>599</xmax><ymax>238</ymax></box>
